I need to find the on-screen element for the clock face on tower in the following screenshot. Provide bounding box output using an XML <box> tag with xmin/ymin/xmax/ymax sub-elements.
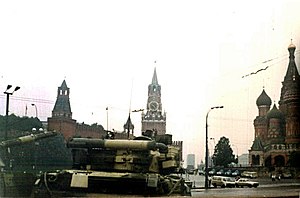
<box><xmin>149</xmin><ymin>101</ymin><xmax>159</xmax><ymax>111</ymax></box>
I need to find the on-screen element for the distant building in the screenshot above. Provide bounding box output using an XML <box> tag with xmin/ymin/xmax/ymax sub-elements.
<box><xmin>238</xmin><ymin>154</ymin><xmax>249</xmax><ymax>167</ymax></box>
<box><xmin>208</xmin><ymin>155</ymin><xmax>213</xmax><ymax>168</ymax></box>
<box><xmin>48</xmin><ymin>80</ymin><xmax>106</xmax><ymax>140</ymax></box>
<box><xmin>249</xmin><ymin>43</ymin><xmax>300</xmax><ymax>167</ymax></box>
<box><xmin>197</xmin><ymin>160</ymin><xmax>205</xmax><ymax>170</ymax></box>
<box><xmin>186</xmin><ymin>154</ymin><xmax>195</xmax><ymax>170</ymax></box>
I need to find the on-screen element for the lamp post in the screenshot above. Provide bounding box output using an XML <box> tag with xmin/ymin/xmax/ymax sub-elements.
<box><xmin>3</xmin><ymin>85</ymin><xmax>20</xmax><ymax>171</ymax></box>
<box><xmin>210</xmin><ymin>137</ymin><xmax>215</xmax><ymax>167</ymax></box>
<box><xmin>106</xmin><ymin>107</ymin><xmax>109</xmax><ymax>132</ymax></box>
<box><xmin>4</xmin><ymin>85</ymin><xmax>20</xmax><ymax>140</ymax></box>
<box><xmin>205</xmin><ymin>105</ymin><xmax>223</xmax><ymax>189</ymax></box>
<box><xmin>31</xmin><ymin>103</ymin><xmax>38</xmax><ymax>118</ymax></box>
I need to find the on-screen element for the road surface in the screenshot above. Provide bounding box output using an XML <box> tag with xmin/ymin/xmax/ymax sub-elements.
<box><xmin>187</xmin><ymin>174</ymin><xmax>300</xmax><ymax>198</ymax></box>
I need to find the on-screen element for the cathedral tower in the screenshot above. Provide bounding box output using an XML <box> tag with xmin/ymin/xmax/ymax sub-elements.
<box><xmin>141</xmin><ymin>68</ymin><xmax>166</xmax><ymax>135</ymax></box>
<box><xmin>279</xmin><ymin>43</ymin><xmax>300</xmax><ymax>145</ymax></box>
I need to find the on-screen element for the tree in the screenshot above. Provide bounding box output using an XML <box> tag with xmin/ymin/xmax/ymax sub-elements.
<box><xmin>0</xmin><ymin>114</ymin><xmax>43</xmax><ymax>140</ymax></box>
<box><xmin>212</xmin><ymin>136</ymin><xmax>236</xmax><ymax>167</ymax></box>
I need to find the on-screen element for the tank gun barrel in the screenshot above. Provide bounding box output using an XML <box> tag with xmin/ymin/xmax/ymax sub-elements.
<box><xmin>0</xmin><ymin>131</ymin><xmax>58</xmax><ymax>148</ymax></box>
<box><xmin>68</xmin><ymin>138</ymin><xmax>168</xmax><ymax>152</ymax></box>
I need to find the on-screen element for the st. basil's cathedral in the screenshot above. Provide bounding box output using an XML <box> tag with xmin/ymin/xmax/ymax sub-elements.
<box><xmin>249</xmin><ymin>42</ymin><xmax>300</xmax><ymax>167</ymax></box>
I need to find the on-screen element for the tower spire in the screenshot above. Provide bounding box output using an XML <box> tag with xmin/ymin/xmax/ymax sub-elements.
<box><xmin>142</xmin><ymin>67</ymin><xmax>166</xmax><ymax>135</ymax></box>
<box><xmin>285</xmin><ymin>41</ymin><xmax>300</xmax><ymax>82</ymax></box>
<box><xmin>152</xmin><ymin>67</ymin><xmax>158</xmax><ymax>85</ymax></box>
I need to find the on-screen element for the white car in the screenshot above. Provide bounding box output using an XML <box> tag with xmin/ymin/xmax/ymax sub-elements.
<box><xmin>211</xmin><ymin>176</ymin><xmax>235</xmax><ymax>188</ymax></box>
<box><xmin>235</xmin><ymin>178</ymin><xmax>259</xmax><ymax>188</ymax></box>
<box><xmin>241</xmin><ymin>171</ymin><xmax>258</xmax><ymax>178</ymax></box>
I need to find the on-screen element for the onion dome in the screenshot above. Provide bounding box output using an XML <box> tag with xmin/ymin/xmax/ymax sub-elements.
<box><xmin>288</xmin><ymin>39</ymin><xmax>296</xmax><ymax>50</ymax></box>
<box><xmin>267</xmin><ymin>104</ymin><xmax>283</xmax><ymax>119</ymax></box>
<box><xmin>288</xmin><ymin>43</ymin><xmax>296</xmax><ymax>49</ymax></box>
<box><xmin>288</xmin><ymin>41</ymin><xmax>296</xmax><ymax>59</ymax></box>
<box><xmin>256</xmin><ymin>89</ymin><xmax>272</xmax><ymax>106</ymax></box>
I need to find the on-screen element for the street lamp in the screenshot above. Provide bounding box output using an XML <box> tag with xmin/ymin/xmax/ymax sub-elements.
<box><xmin>4</xmin><ymin>85</ymin><xmax>20</xmax><ymax>140</ymax></box>
<box><xmin>106</xmin><ymin>107</ymin><xmax>109</xmax><ymax>132</ymax></box>
<box><xmin>209</xmin><ymin>137</ymin><xmax>215</xmax><ymax>167</ymax></box>
<box><xmin>205</xmin><ymin>105</ymin><xmax>223</xmax><ymax>189</ymax></box>
<box><xmin>31</xmin><ymin>103</ymin><xmax>38</xmax><ymax>118</ymax></box>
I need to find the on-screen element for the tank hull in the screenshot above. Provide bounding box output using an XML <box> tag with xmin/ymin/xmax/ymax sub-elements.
<box><xmin>33</xmin><ymin>169</ymin><xmax>190</xmax><ymax>197</ymax></box>
<box><xmin>0</xmin><ymin>172</ymin><xmax>35</xmax><ymax>197</ymax></box>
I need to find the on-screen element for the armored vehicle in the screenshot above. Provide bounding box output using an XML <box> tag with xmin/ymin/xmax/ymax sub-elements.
<box><xmin>0</xmin><ymin>131</ymin><xmax>58</xmax><ymax>197</ymax></box>
<box><xmin>33</xmin><ymin>132</ymin><xmax>190</xmax><ymax>197</ymax></box>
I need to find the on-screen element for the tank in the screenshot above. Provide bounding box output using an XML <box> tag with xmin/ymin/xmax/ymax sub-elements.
<box><xmin>0</xmin><ymin>131</ymin><xmax>58</xmax><ymax>197</ymax></box>
<box><xmin>33</xmin><ymin>132</ymin><xmax>190</xmax><ymax>197</ymax></box>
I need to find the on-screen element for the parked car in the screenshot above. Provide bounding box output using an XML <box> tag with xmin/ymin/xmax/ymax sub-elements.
<box><xmin>224</xmin><ymin>169</ymin><xmax>232</xmax><ymax>176</ymax></box>
<box><xmin>211</xmin><ymin>176</ymin><xmax>235</xmax><ymax>188</ymax></box>
<box><xmin>216</xmin><ymin>169</ymin><xmax>224</xmax><ymax>175</ymax></box>
<box><xmin>241</xmin><ymin>171</ymin><xmax>258</xmax><ymax>178</ymax></box>
<box><xmin>282</xmin><ymin>172</ymin><xmax>292</xmax><ymax>179</ymax></box>
<box><xmin>198</xmin><ymin>169</ymin><xmax>205</xmax><ymax>175</ymax></box>
<box><xmin>186</xmin><ymin>168</ymin><xmax>195</xmax><ymax>174</ymax></box>
<box><xmin>235</xmin><ymin>178</ymin><xmax>259</xmax><ymax>188</ymax></box>
<box><xmin>208</xmin><ymin>169</ymin><xmax>216</xmax><ymax>176</ymax></box>
<box><xmin>231</xmin><ymin>170</ymin><xmax>240</xmax><ymax>176</ymax></box>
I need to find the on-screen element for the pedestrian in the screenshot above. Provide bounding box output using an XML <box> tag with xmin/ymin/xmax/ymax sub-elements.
<box><xmin>272</xmin><ymin>174</ymin><xmax>275</xmax><ymax>181</ymax></box>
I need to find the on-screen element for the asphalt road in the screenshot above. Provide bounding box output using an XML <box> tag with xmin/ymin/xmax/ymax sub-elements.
<box><xmin>187</xmin><ymin>174</ymin><xmax>300</xmax><ymax>198</ymax></box>
<box><xmin>85</xmin><ymin>175</ymin><xmax>300</xmax><ymax>197</ymax></box>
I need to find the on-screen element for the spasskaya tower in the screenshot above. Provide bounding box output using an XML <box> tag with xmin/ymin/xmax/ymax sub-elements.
<box><xmin>141</xmin><ymin>68</ymin><xmax>166</xmax><ymax>135</ymax></box>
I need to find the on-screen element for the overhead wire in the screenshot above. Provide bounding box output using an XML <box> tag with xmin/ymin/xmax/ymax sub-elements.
<box><xmin>215</xmin><ymin>50</ymin><xmax>300</xmax><ymax>82</ymax></box>
<box><xmin>0</xmin><ymin>95</ymin><xmax>54</xmax><ymax>105</ymax></box>
<box><xmin>241</xmin><ymin>50</ymin><xmax>300</xmax><ymax>78</ymax></box>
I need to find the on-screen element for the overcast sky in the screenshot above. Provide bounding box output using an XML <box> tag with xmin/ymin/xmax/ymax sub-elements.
<box><xmin>1</xmin><ymin>0</ymin><xmax>300</xmax><ymax>165</ymax></box>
